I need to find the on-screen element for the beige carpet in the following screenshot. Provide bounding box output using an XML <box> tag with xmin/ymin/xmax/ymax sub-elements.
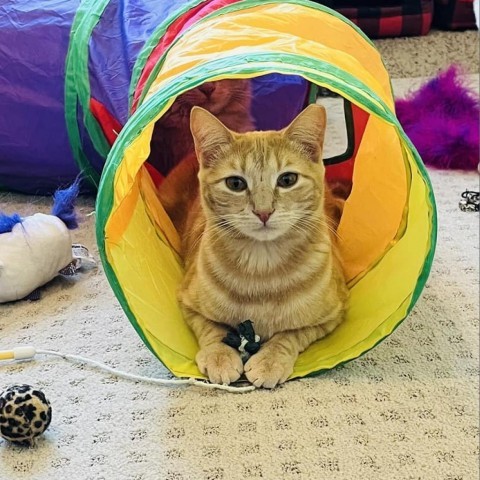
<box><xmin>374</xmin><ymin>29</ymin><xmax>479</xmax><ymax>77</ymax></box>
<box><xmin>1</xmin><ymin>34</ymin><xmax>479</xmax><ymax>480</ymax></box>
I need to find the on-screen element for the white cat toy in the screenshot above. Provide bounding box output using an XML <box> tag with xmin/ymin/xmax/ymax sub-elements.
<box><xmin>0</xmin><ymin>181</ymin><xmax>95</xmax><ymax>303</ymax></box>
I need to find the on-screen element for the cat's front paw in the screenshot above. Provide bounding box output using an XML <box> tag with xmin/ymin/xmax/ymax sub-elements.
<box><xmin>244</xmin><ymin>348</ymin><xmax>295</xmax><ymax>389</ymax></box>
<box><xmin>196</xmin><ymin>343</ymin><xmax>244</xmax><ymax>385</ymax></box>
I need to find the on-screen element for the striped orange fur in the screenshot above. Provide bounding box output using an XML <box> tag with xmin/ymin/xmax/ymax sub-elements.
<box><xmin>158</xmin><ymin>104</ymin><xmax>348</xmax><ymax>388</ymax></box>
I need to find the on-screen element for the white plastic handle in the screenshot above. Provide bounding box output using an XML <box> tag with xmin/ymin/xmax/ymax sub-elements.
<box><xmin>0</xmin><ymin>346</ymin><xmax>37</xmax><ymax>361</ymax></box>
<box><xmin>14</xmin><ymin>346</ymin><xmax>37</xmax><ymax>360</ymax></box>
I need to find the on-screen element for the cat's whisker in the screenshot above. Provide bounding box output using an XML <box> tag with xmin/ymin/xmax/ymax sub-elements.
<box><xmin>205</xmin><ymin>220</ymin><xmax>242</xmax><ymax>243</ymax></box>
<box><xmin>183</xmin><ymin>217</ymin><xmax>214</xmax><ymax>252</ymax></box>
<box><xmin>285</xmin><ymin>214</ymin><xmax>342</xmax><ymax>241</ymax></box>
<box><xmin>296</xmin><ymin>218</ymin><xmax>342</xmax><ymax>241</ymax></box>
<box><xmin>188</xmin><ymin>221</ymin><xmax>230</xmax><ymax>251</ymax></box>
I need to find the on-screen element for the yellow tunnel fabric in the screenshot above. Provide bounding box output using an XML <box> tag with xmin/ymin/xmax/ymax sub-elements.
<box><xmin>144</xmin><ymin>3</ymin><xmax>394</xmax><ymax>110</ymax></box>
<box><xmin>97</xmin><ymin>1</ymin><xmax>436</xmax><ymax>379</ymax></box>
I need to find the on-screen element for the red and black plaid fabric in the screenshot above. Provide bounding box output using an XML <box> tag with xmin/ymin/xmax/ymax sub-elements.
<box><xmin>318</xmin><ymin>1</ymin><xmax>433</xmax><ymax>38</ymax></box>
<box><xmin>433</xmin><ymin>0</ymin><xmax>477</xmax><ymax>30</ymax></box>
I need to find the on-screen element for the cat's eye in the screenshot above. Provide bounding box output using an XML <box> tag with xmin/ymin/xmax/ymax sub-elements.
<box><xmin>225</xmin><ymin>176</ymin><xmax>248</xmax><ymax>192</ymax></box>
<box><xmin>277</xmin><ymin>172</ymin><xmax>298</xmax><ymax>188</ymax></box>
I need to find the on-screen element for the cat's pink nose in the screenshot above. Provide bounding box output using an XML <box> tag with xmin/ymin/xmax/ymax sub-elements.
<box><xmin>253</xmin><ymin>209</ymin><xmax>274</xmax><ymax>225</ymax></box>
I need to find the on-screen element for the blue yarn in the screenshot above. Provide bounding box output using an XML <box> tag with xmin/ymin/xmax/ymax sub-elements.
<box><xmin>51</xmin><ymin>177</ymin><xmax>81</xmax><ymax>230</ymax></box>
<box><xmin>0</xmin><ymin>212</ymin><xmax>23</xmax><ymax>234</ymax></box>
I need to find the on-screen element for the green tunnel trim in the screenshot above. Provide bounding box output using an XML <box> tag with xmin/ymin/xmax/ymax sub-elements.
<box><xmin>132</xmin><ymin>0</ymin><xmax>386</xmax><ymax>111</ymax></box>
<box><xmin>65</xmin><ymin>0</ymin><xmax>112</xmax><ymax>189</ymax></box>
<box><xmin>128</xmin><ymin>0</ymin><xmax>208</xmax><ymax>112</ymax></box>
<box><xmin>66</xmin><ymin>0</ymin><xmax>391</xmax><ymax>193</ymax></box>
<box><xmin>96</xmin><ymin>52</ymin><xmax>437</xmax><ymax>378</ymax></box>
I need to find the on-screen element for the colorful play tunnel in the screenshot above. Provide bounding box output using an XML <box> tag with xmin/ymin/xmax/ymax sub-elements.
<box><xmin>0</xmin><ymin>0</ymin><xmax>437</xmax><ymax>380</ymax></box>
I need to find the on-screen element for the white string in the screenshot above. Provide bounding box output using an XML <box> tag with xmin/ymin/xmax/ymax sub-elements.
<box><xmin>35</xmin><ymin>349</ymin><xmax>255</xmax><ymax>394</ymax></box>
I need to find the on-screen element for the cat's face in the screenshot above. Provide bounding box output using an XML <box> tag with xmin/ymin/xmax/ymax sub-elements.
<box><xmin>190</xmin><ymin>105</ymin><xmax>327</xmax><ymax>242</ymax></box>
<box><xmin>162</xmin><ymin>79</ymin><xmax>251</xmax><ymax>127</ymax></box>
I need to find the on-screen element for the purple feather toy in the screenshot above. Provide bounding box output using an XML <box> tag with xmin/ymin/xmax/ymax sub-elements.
<box><xmin>395</xmin><ymin>65</ymin><xmax>479</xmax><ymax>171</ymax></box>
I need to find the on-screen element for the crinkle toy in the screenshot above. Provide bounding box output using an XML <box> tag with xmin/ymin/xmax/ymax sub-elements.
<box><xmin>0</xmin><ymin>180</ymin><xmax>95</xmax><ymax>303</ymax></box>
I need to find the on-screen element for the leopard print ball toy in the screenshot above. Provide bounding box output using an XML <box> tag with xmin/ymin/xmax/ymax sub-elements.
<box><xmin>0</xmin><ymin>384</ymin><xmax>52</xmax><ymax>446</ymax></box>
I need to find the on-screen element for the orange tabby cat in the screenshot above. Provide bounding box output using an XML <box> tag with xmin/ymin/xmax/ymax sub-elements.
<box><xmin>158</xmin><ymin>104</ymin><xmax>348</xmax><ymax>388</ymax></box>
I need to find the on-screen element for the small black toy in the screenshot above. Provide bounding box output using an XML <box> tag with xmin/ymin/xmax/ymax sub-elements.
<box><xmin>459</xmin><ymin>190</ymin><xmax>479</xmax><ymax>212</ymax></box>
<box><xmin>223</xmin><ymin>320</ymin><xmax>261</xmax><ymax>362</ymax></box>
<box><xmin>0</xmin><ymin>384</ymin><xmax>52</xmax><ymax>446</ymax></box>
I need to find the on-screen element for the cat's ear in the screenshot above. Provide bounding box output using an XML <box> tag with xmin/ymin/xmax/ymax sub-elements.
<box><xmin>285</xmin><ymin>104</ymin><xmax>326</xmax><ymax>162</ymax></box>
<box><xmin>190</xmin><ymin>107</ymin><xmax>233</xmax><ymax>167</ymax></box>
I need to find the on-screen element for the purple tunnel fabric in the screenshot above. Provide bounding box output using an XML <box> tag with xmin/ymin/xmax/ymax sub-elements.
<box><xmin>0</xmin><ymin>0</ymin><xmax>308</xmax><ymax>194</ymax></box>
